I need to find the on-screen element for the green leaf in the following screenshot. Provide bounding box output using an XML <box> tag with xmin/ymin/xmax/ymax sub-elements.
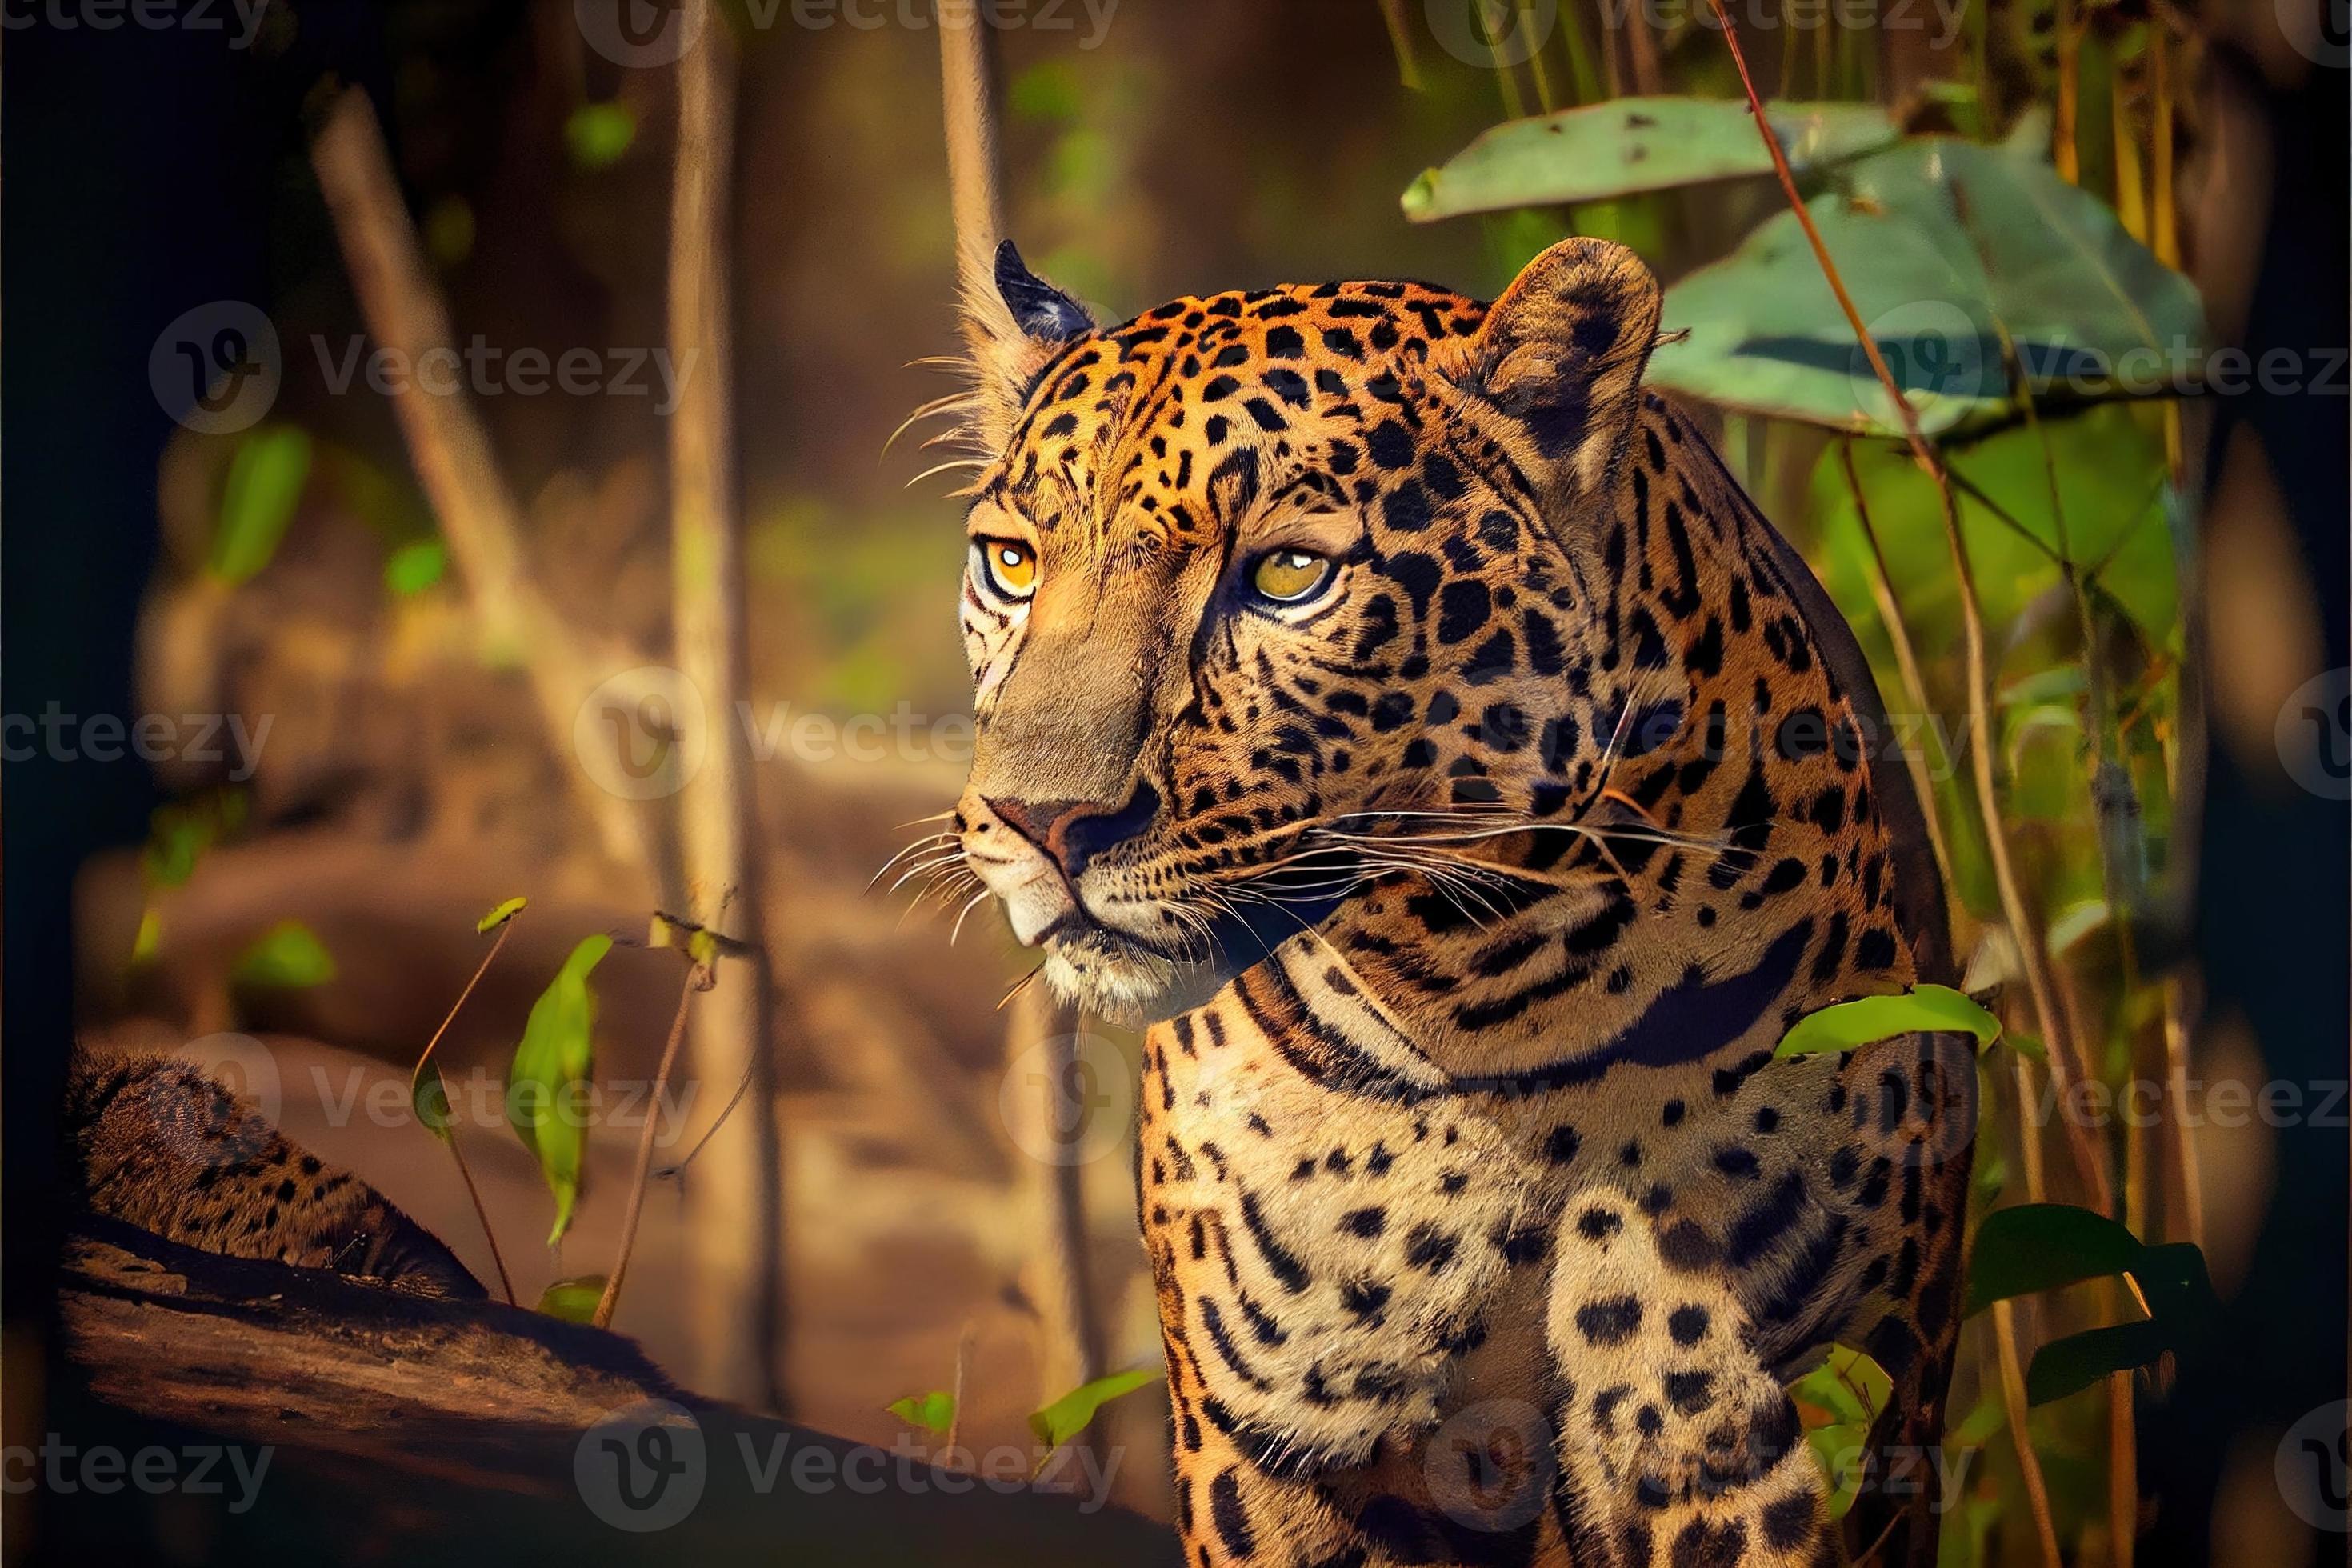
<box><xmin>478</xmin><ymin>897</ymin><xmax>529</xmax><ymax>934</ymax></box>
<box><xmin>1774</xmin><ymin>984</ymin><xmax>2000</xmax><ymax>1059</ymax></box>
<box><xmin>130</xmin><ymin>906</ymin><xmax>163</xmax><ymax>968</ymax></box>
<box><xmin>886</xmin><ymin>1390</ymin><xmax>956</xmax><ymax>1436</ymax></box>
<box><xmin>537</xmin><ymin>1275</ymin><xmax>608</xmax><ymax>1323</ymax></box>
<box><xmin>1402</xmin><ymin>98</ymin><xmax>1895</xmax><ymax>222</ymax></box>
<box><xmin>508</xmin><ymin>934</ymin><xmax>613</xmax><ymax>1245</ymax></box>
<box><xmin>411</xmin><ymin>1060</ymin><xmax>454</xmax><ymax>1142</ymax></box>
<box><xmin>1648</xmin><ymin>136</ymin><xmax>2204</xmax><ymax>438</ymax></box>
<box><xmin>2046</xmin><ymin>898</ymin><xmax>2110</xmax><ymax>955</ymax></box>
<box><xmin>1809</xmin><ymin>405</ymin><xmax>2178</xmax><ymax>649</ymax></box>
<box><xmin>386</xmin><ymin>539</ymin><xmax>448</xmax><ymax>597</ymax></box>
<box><xmin>1963</xmin><ymin>1203</ymin><xmax>2145</xmax><ymax>1318</ymax></box>
<box><xmin>232</xmin><ymin>920</ymin><xmax>337</xmax><ymax>989</ymax></box>
<box><xmin>1026</xmin><ymin>1366</ymin><xmax>1158</xmax><ymax>1450</ymax></box>
<box><xmin>565</xmin><ymin>102</ymin><xmax>637</xmax><ymax>170</ymax></box>
<box><xmin>210</xmin><ymin>426</ymin><xmax>313</xmax><ymax>585</ymax></box>
<box><xmin>2026</xmin><ymin>1319</ymin><xmax>2172</xmax><ymax>1406</ymax></box>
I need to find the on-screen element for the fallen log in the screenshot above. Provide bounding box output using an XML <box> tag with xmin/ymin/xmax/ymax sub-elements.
<box><xmin>47</xmin><ymin>1218</ymin><xmax>1179</xmax><ymax>1566</ymax></box>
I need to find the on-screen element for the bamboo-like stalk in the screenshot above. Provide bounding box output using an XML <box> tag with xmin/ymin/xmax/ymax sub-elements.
<box><xmin>936</xmin><ymin>5</ymin><xmax>1102</xmax><ymax>1422</ymax></box>
<box><xmin>1374</xmin><ymin>0</ymin><xmax>1424</xmax><ymax>91</ymax></box>
<box><xmin>1008</xmin><ymin>982</ymin><xmax>1103</xmax><ymax>1406</ymax></box>
<box><xmin>1703</xmin><ymin>0</ymin><xmax>2111</xmax><ymax>1216</ymax></box>
<box><xmin>310</xmin><ymin>93</ymin><xmax>655</xmax><ymax>878</ymax></box>
<box><xmin>1994</xmin><ymin>1301</ymin><xmax>2066</xmax><ymax>1568</ymax></box>
<box><xmin>2111</xmin><ymin>61</ymin><xmax>2149</xmax><ymax>244</ymax></box>
<box><xmin>2055</xmin><ymin>0</ymin><xmax>2082</xmax><ymax>182</ymax></box>
<box><xmin>667</xmin><ymin>18</ymin><xmax>788</xmax><ymax>1410</ymax></box>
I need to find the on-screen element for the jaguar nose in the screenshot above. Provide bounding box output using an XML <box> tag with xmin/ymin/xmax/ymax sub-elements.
<box><xmin>985</xmin><ymin>782</ymin><xmax>1161</xmax><ymax>880</ymax></box>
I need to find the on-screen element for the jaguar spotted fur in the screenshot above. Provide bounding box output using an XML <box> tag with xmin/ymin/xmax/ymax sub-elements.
<box><xmin>936</xmin><ymin>234</ymin><xmax>1968</xmax><ymax>1568</ymax></box>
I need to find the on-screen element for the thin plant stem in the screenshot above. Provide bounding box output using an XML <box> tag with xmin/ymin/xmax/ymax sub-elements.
<box><xmin>442</xmin><ymin>1131</ymin><xmax>514</xmax><ymax>1307</ymax></box>
<box><xmin>1375</xmin><ymin>0</ymin><xmax>1424</xmax><ymax>90</ymax></box>
<box><xmin>414</xmin><ymin>920</ymin><xmax>518</xmax><ymax>1306</ymax></box>
<box><xmin>1838</xmin><ymin>441</ymin><xmax>1956</xmax><ymax>896</ymax></box>
<box><xmin>592</xmin><ymin>960</ymin><xmax>707</xmax><ymax>1330</ymax></box>
<box><xmin>1704</xmin><ymin>0</ymin><xmax>2110</xmax><ymax>1214</ymax></box>
<box><xmin>1994</xmin><ymin>1301</ymin><xmax>2066</xmax><ymax>1568</ymax></box>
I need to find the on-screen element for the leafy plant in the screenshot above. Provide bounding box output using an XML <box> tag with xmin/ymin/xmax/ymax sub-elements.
<box><xmin>508</xmin><ymin>934</ymin><xmax>613</xmax><ymax>1246</ymax></box>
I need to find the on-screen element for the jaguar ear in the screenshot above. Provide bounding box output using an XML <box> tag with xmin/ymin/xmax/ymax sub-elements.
<box><xmin>958</xmin><ymin>239</ymin><xmax>1093</xmax><ymax>450</ymax></box>
<box><xmin>1445</xmin><ymin>238</ymin><xmax>1663</xmax><ymax>506</ymax></box>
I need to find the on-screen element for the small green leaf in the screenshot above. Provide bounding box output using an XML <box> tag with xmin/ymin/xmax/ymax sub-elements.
<box><xmin>886</xmin><ymin>1390</ymin><xmax>956</xmax><ymax>1436</ymax></box>
<box><xmin>411</xmin><ymin>1060</ymin><xmax>454</xmax><ymax>1142</ymax></box>
<box><xmin>2026</xmin><ymin>1319</ymin><xmax>2172</xmax><ymax>1406</ymax></box>
<box><xmin>509</xmin><ymin>934</ymin><xmax>613</xmax><ymax>1245</ymax></box>
<box><xmin>130</xmin><ymin>906</ymin><xmax>163</xmax><ymax>968</ymax></box>
<box><xmin>2001</xmin><ymin>1030</ymin><xmax>2050</xmax><ymax>1064</ymax></box>
<box><xmin>478</xmin><ymin>897</ymin><xmax>529</xmax><ymax>934</ymax></box>
<box><xmin>1026</xmin><ymin>1366</ymin><xmax>1158</xmax><ymax>1450</ymax></box>
<box><xmin>1963</xmin><ymin>1203</ymin><xmax>2144</xmax><ymax>1318</ymax></box>
<box><xmin>566</xmin><ymin>102</ymin><xmax>637</xmax><ymax>170</ymax></box>
<box><xmin>1774</xmin><ymin>984</ymin><xmax>2000</xmax><ymax>1059</ymax></box>
<box><xmin>537</xmin><ymin>1275</ymin><xmax>608</xmax><ymax>1323</ymax></box>
<box><xmin>386</xmin><ymin>539</ymin><xmax>448</xmax><ymax>597</ymax></box>
<box><xmin>233</xmin><ymin>920</ymin><xmax>337</xmax><ymax>989</ymax></box>
<box><xmin>210</xmin><ymin>426</ymin><xmax>313</xmax><ymax>585</ymax></box>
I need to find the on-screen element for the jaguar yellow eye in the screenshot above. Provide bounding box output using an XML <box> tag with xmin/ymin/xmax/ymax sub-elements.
<box><xmin>1250</xmin><ymin>548</ymin><xmax>1334</xmax><ymax>604</ymax></box>
<box><xmin>975</xmin><ymin>538</ymin><xmax>1038</xmax><ymax>600</ymax></box>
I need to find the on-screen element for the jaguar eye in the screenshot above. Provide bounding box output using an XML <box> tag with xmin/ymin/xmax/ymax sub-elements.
<box><xmin>974</xmin><ymin>538</ymin><xmax>1038</xmax><ymax>601</ymax></box>
<box><xmin>1250</xmin><ymin>548</ymin><xmax>1334</xmax><ymax>605</ymax></box>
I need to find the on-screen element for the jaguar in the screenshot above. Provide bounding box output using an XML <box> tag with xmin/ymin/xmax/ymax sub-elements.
<box><xmin>929</xmin><ymin>231</ymin><xmax>1970</xmax><ymax>1568</ymax></box>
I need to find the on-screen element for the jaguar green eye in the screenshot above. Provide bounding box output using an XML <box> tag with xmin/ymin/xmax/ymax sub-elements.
<box><xmin>1250</xmin><ymin>548</ymin><xmax>1334</xmax><ymax>604</ymax></box>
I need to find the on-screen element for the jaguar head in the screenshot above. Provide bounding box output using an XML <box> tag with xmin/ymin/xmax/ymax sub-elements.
<box><xmin>943</xmin><ymin>237</ymin><xmax>1667</xmax><ymax>1024</ymax></box>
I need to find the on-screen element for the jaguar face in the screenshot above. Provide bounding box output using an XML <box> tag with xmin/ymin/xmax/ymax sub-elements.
<box><xmin>943</xmin><ymin>239</ymin><xmax>1665</xmax><ymax>1024</ymax></box>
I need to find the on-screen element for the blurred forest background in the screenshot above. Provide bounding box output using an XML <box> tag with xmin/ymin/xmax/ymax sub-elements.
<box><xmin>5</xmin><ymin>1</ymin><xmax>2346</xmax><ymax>1565</ymax></box>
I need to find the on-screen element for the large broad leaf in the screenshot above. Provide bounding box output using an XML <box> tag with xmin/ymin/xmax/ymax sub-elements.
<box><xmin>1774</xmin><ymin>984</ymin><xmax>2001</xmax><ymax>1059</ymax></box>
<box><xmin>1402</xmin><ymin>98</ymin><xmax>1894</xmax><ymax>222</ymax></box>
<box><xmin>1809</xmin><ymin>404</ymin><xmax>2178</xmax><ymax>650</ymax></box>
<box><xmin>508</xmin><ymin>934</ymin><xmax>612</xmax><ymax>1245</ymax></box>
<box><xmin>2026</xmin><ymin>1319</ymin><xmax>2173</xmax><ymax>1406</ymax></box>
<box><xmin>1649</xmin><ymin>136</ymin><xmax>2203</xmax><ymax>438</ymax></box>
<box><xmin>1964</xmin><ymin>1203</ymin><xmax>2146</xmax><ymax>1318</ymax></box>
